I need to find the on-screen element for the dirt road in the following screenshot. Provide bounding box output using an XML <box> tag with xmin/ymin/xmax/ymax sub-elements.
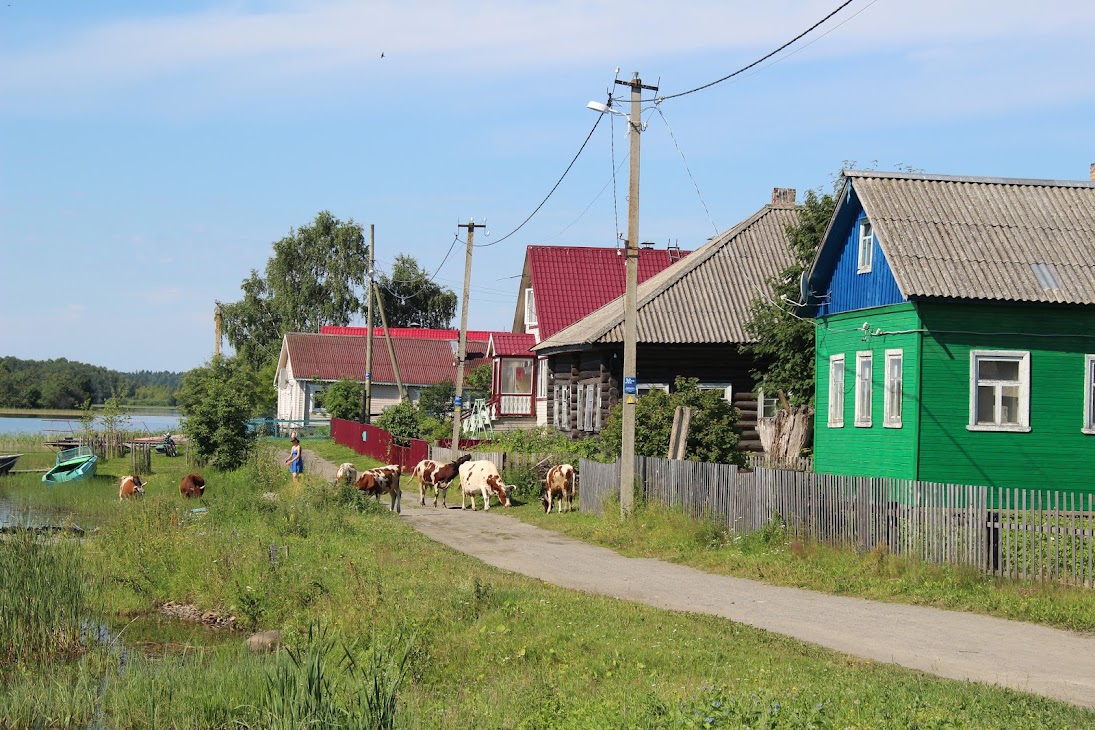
<box><xmin>306</xmin><ymin>452</ymin><xmax>1095</xmax><ymax>708</ymax></box>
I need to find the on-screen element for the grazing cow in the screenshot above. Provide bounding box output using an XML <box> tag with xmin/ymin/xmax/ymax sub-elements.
<box><xmin>335</xmin><ymin>462</ymin><xmax>357</xmax><ymax>487</ymax></box>
<box><xmin>118</xmin><ymin>475</ymin><xmax>145</xmax><ymax>500</ymax></box>
<box><xmin>354</xmin><ymin>465</ymin><xmax>402</xmax><ymax>513</ymax></box>
<box><xmin>542</xmin><ymin>464</ymin><xmax>576</xmax><ymax>514</ymax></box>
<box><xmin>413</xmin><ymin>454</ymin><xmax>472</xmax><ymax>507</ymax></box>
<box><xmin>180</xmin><ymin>473</ymin><xmax>206</xmax><ymax>499</ymax></box>
<box><xmin>458</xmin><ymin>460</ymin><xmax>513</xmax><ymax>511</ymax></box>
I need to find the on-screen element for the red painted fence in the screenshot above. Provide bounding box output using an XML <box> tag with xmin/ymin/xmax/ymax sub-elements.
<box><xmin>330</xmin><ymin>418</ymin><xmax>430</xmax><ymax>474</ymax></box>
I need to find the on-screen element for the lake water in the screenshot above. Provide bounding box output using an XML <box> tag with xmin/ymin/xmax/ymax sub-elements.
<box><xmin>0</xmin><ymin>413</ymin><xmax>182</xmax><ymax>436</ymax></box>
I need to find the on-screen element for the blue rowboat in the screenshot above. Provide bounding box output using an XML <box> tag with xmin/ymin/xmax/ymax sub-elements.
<box><xmin>42</xmin><ymin>446</ymin><xmax>98</xmax><ymax>484</ymax></box>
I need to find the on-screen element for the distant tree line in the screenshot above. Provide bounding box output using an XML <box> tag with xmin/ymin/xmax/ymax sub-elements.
<box><xmin>0</xmin><ymin>356</ymin><xmax>182</xmax><ymax>409</ymax></box>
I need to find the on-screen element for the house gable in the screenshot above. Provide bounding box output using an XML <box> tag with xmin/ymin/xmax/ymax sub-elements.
<box><xmin>809</xmin><ymin>185</ymin><xmax>905</xmax><ymax>317</ymax></box>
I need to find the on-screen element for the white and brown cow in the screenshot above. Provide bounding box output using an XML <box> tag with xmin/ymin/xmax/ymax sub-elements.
<box><xmin>413</xmin><ymin>454</ymin><xmax>472</xmax><ymax>507</ymax></box>
<box><xmin>335</xmin><ymin>462</ymin><xmax>358</xmax><ymax>487</ymax></box>
<box><xmin>118</xmin><ymin>474</ymin><xmax>145</xmax><ymax>500</ymax></box>
<box><xmin>458</xmin><ymin>460</ymin><xmax>513</xmax><ymax>511</ymax></box>
<box><xmin>354</xmin><ymin>465</ymin><xmax>402</xmax><ymax>513</ymax></box>
<box><xmin>542</xmin><ymin>463</ymin><xmax>576</xmax><ymax>513</ymax></box>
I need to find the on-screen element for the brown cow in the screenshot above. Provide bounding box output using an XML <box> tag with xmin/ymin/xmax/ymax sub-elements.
<box><xmin>542</xmin><ymin>464</ymin><xmax>576</xmax><ymax>513</ymax></box>
<box><xmin>118</xmin><ymin>475</ymin><xmax>145</xmax><ymax>500</ymax></box>
<box><xmin>413</xmin><ymin>454</ymin><xmax>472</xmax><ymax>507</ymax></box>
<box><xmin>180</xmin><ymin>473</ymin><xmax>206</xmax><ymax>498</ymax></box>
<box><xmin>354</xmin><ymin>465</ymin><xmax>402</xmax><ymax>513</ymax></box>
<box><xmin>457</xmin><ymin>460</ymin><xmax>513</xmax><ymax>511</ymax></box>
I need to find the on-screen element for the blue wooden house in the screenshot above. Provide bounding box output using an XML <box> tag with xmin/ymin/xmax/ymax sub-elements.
<box><xmin>805</xmin><ymin>169</ymin><xmax>1095</xmax><ymax>492</ymax></box>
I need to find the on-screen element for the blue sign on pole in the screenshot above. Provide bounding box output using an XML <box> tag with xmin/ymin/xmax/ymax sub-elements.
<box><xmin>365</xmin><ymin>371</ymin><xmax>372</xmax><ymax>380</ymax></box>
<box><xmin>454</xmin><ymin>395</ymin><xmax>463</xmax><ymax>408</ymax></box>
<box><xmin>623</xmin><ymin>377</ymin><xmax>637</xmax><ymax>395</ymax></box>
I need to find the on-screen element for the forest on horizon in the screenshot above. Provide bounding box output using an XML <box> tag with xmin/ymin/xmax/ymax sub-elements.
<box><xmin>0</xmin><ymin>356</ymin><xmax>182</xmax><ymax>409</ymax></box>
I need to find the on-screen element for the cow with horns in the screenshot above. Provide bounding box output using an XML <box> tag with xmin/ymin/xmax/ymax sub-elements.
<box><xmin>180</xmin><ymin>473</ymin><xmax>206</xmax><ymax>499</ymax></box>
<box><xmin>354</xmin><ymin>465</ymin><xmax>402</xmax><ymax>513</ymax></box>
<box><xmin>412</xmin><ymin>454</ymin><xmax>472</xmax><ymax>508</ymax></box>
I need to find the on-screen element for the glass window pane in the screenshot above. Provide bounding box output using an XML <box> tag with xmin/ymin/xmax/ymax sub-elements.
<box><xmin>1000</xmin><ymin>386</ymin><xmax>1020</xmax><ymax>425</ymax></box>
<box><xmin>976</xmin><ymin>386</ymin><xmax>996</xmax><ymax>424</ymax></box>
<box><xmin>980</xmin><ymin>359</ymin><xmax>1019</xmax><ymax>382</ymax></box>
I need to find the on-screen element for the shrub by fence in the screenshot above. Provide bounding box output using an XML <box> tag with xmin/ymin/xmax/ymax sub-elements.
<box><xmin>580</xmin><ymin>456</ymin><xmax>1095</xmax><ymax>587</ymax></box>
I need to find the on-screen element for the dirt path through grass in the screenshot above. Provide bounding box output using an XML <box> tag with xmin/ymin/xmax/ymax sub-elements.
<box><xmin>307</xmin><ymin>452</ymin><xmax>1095</xmax><ymax>709</ymax></box>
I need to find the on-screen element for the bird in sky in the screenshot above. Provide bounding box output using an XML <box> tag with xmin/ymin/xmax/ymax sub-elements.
<box><xmin>380</xmin><ymin>51</ymin><xmax>385</xmax><ymax>59</ymax></box>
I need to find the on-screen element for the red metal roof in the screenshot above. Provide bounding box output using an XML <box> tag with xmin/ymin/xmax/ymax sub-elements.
<box><xmin>527</xmin><ymin>245</ymin><xmax>688</xmax><ymax>341</ymax></box>
<box><xmin>285</xmin><ymin>333</ymin><xmax>489</xmax><ymax>386</ymax></box>
<box><xmin>490</xmin><ymin>332</ymin><xmax>536</xmax><ymax>357</ymax></box>
<box><xmin>320</xmin><ymin>325</ymin><xmax>499</xmax><ymax>341</ymax></box>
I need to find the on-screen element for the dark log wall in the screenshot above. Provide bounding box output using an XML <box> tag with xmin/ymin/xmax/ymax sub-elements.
<box><xmin>545</xmin><ymin>344</ymin><xmax>772</xmax><ymax>449</ymax></box>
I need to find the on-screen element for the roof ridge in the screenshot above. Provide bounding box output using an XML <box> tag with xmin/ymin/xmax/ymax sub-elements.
<box><xmin>845</xmin><ymin>169</ymin><xmax>1095</xmax><ymax>189</ymax></box>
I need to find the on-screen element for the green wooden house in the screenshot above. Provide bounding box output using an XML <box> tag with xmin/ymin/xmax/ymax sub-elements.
<box><xmin>805</xmin><ymin>169</ymin><xmax>1095</xmax><ymax>492</ymax></box>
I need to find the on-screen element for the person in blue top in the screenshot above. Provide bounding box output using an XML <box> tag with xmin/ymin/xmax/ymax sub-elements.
<box><xmin>284</xmin><ymin>437</ymin><xmax>303</xmax><ymax>481</ymax></box>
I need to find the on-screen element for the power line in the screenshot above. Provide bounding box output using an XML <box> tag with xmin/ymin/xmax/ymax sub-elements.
<box><xmin>653</xmin><ymin>0</ymin><xmax>857</xmax><ymax>102</ymax></box>
<box><xmin>475</xmin><ymin>112</ymin><xmax>604</xmax><ymax>248</ymax></box>
<box><xmin>654</xmin><ymin>105</ymin><xmax>719</xmax><ymax>235</ymax></box>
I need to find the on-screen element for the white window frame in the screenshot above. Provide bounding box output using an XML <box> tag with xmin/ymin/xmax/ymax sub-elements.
<box><xmin>758</xmin><ymin>390</ymin><xmax>780</xmax><ymax>419</ymax></box>
<box><xmin>828</xmin><ymin>355</ymin><xmax>845</xmax><ymax>428</ymax></box>
<box><xmin>553</xmin><ymin>383</ymin><xmax>570</xmax><ymax>430</ymax></box>
<box><xmin>524</xmin><ymin>287</ymin><xmax>537</xmax><ymax>327</ymax></box>
<box><xmin>855</xmin><ymin>351</ymin><xmax>873</xmax><ymax>427</ymax></box>
<box><xmin>536</xmin><ymin>358</ymin><xmax>548</xmax><ymax>399</ymax></box>
<box><xmin>968</xmin><ymin>350</ymin><xmax>1031</xmax><ymax>432</ymax></box>
<box><xmin>698</xmin><ymin>382</ymin><xmax>734</xmax><ymax>404</ymax></box>
<box><xmin>857</xmin><ymin>218</ymin><xmax>874</xmax><ymax>273</ymax></box>
<box><xmin>581</xmin><ymin>383</ymin><xmax>596</xmax><ymax>432</ymax></box>
<box><xmin>883</xmin><ymin>349</ymin><xmax>903</xmax><ymax>428</ymax></box>
<box><xmin>636</xmin><ymin>382</ymin><xmax>670</xmax><ymax>398</ymax></box>
<box><xmin>1083</xmin><ymin>355</ymin><xmax>1095</xmax><ymax>434</ymax></box>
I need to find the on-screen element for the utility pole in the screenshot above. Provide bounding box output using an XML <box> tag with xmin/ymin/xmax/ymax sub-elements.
<box><xmin>213</xmin><ymin>302</ymin><xmax>223</xmax><ymax>358</ymax></box>
<box><xmin>362</xmin><ymin>224</ymin><xmax>375</xmax><ymax>423</ymax></box>
<box><xmin>452</xmin><ymin>218</ymin><xmax>485</xmax><ymax>454</ymax></box>
<box><xmin>617</xmin><ymin>71</ymin><xmax>657</xmax><ymax>515</ymax></box>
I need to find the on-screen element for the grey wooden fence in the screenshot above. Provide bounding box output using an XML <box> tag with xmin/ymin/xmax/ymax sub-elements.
<box><xmin>428</xmin><ymin>448</ymin><xmax>572</xmax><ymax>475</ymax></box>
<box><xmin>579</xmin><ymin>456</ymin><xmax>1094</xmax><ymax>587</ymax></box>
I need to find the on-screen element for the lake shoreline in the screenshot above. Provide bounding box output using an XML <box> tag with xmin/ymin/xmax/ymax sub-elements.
<box><xmin>0</xmin><ymin>406</ymin><xmax>179</xmax><ymax>418</ymax></box>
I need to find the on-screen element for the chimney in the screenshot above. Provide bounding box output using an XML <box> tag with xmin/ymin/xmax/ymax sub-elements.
<box><xmin>1090</xmin><ymin>162</ymin><xmax>1094</xmax><ymax>182</ymax></box>
<box><xmin>771</xmin><ymin>187</ymin><xmax>797</xmax><ymax>207</ymax></box>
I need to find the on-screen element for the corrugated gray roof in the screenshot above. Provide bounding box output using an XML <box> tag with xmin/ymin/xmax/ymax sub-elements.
<box><xmin>534</xmin><ymin>205</ymin><xmax>798</xmax><ymax>351</ymax></box>
<box><xmin>846</xmin><ymin>170</ymin><xmax>1095</xmax><ymax>304</ymax></box>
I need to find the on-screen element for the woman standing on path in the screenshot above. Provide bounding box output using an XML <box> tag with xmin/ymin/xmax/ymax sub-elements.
<box><xmin>285</xmin><ymin>437</ymin><xmax>303</xmax><ymax>482</ymax></box>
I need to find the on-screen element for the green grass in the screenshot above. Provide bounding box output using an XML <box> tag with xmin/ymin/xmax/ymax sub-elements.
<box><xmin>0</xmin><ymin>441</ymin><xmax>1092</xmax><ymax>727</ymax></box>
<box><xmin>507</xmin><ymin>496</ymin><xmax>1095</xmax><ymax>633</ymax></box>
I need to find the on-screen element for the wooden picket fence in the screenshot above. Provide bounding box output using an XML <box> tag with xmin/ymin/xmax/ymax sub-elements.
<box><xmin>579</xmin><ymin>456</ymin><xmax>1095</xmax><ymax>588</ymax></box>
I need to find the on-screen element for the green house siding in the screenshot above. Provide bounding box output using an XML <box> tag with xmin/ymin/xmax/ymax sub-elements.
<box><xmin>916</xmin><ymin>302</ymin><xmax>1095</xmax><ymax>493</ymax></box>
<box><xmin>814</xmin><ymin>304</ymin><xmax>921</xmax><ymax>479</ymax></box>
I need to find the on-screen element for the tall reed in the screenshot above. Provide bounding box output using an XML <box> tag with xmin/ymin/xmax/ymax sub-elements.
<box><xmin>0</xmin><ymin>529</ymin><xmax>95</xmax><ymax>665</ymax></box>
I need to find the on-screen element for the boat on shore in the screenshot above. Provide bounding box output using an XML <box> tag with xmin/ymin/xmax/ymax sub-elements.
<box><xmin>0</xmin><ymin>454</ymin><xmax>21</xmax><ymax>476</ymax></box>
<box><xmin>42</xmin><ymin>446</ymin><xmax>98</xmax><ymax>484</ymax></box>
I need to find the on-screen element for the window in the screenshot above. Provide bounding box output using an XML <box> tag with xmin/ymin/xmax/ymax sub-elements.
<box><xmin>698</xmin><ymin>383</ymin><xmax>734</xmax><ymax>404</ymax></box>
<box><xmin>884</xmin><ymin>350</ymin><xmax>902</xmax><ymax>428</ymax></box>
<box><xmin>553</xmin><ymin>383</ymin><xmax>570</xmax><ymax>430</ymax></box>
<box><xmin>637</xmin><ymin>383</ymin><xmax>669</xmax><ymax>398</ymax></box>
<box><xmin>855</xmin><ymin>352</ymin><xmax>873</xmax><ymax>427</ymax></box>
<box><xmin>1083</xmin><ymin>355</ymin><xmax>1095</xmax><ymax>434</ymax></box>
<box><xmin>501</xmin><ymin>358</ymin><xmax>533</xmax><ymax>394</ymax></box>
<box><xmin>579</xmin><ymin>383</ymin><xmax>596</xmax><ymax>432</ymax></box>
<box><xmin>758</xmin><ymin>391</ymin><xmax>780</xmax><ymax>418</ymax></box>
<box><xmin>857</xmin><ymin>218</ymin><xmax>874</xmax><ymax>273</ymax></box>
<box><xmin>969</xmin><ymin>350</ymin><xmax>1030</xmax><ymax>432</ymax></box>
<box><xmin>828</xmin><ymin>355</ymin><xmax>845</xmax><ymax>427</ymax></box>
<box><xmin>536</xmin><ymin>358</ymin><xmax>548</xmax><ymax>399</ymax></box>
<box><xmin>524</xmin><ymin>288</ymin><xmax>537</xmax><ymax>327</ymax></box>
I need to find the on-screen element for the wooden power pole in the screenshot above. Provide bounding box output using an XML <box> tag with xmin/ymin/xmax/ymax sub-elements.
<box><xmin>362</xmin><ymin>224</ymin><xmax>375</xmax><ymax>423</ymax></box>
<box><xmin>451</xmin><ymin>218</ymin><xmax>485</xmax><ymax>453</ymax></box>
<box><xmin>374</xmin><ymin>281</ymin><xmax>407</xmax><ymax>402</ymax></box>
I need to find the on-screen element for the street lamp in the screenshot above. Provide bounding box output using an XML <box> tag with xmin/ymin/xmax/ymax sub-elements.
<box><xmin>587</xmin><ymin>72</ymin><xmax>656</xmax><ymax>515</ymax></box>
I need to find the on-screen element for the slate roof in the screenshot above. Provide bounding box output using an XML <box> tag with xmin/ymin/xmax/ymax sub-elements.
<box><xmin>831</xmin><ymin>170</ymin><xmax>1095</xmax><ymax>305</ymax></box>
<box><xmin>534</xmin><ymin>205</ymin><xmax>799</xmax><ymax>352</ymax></box>
<box><xmin>489</xmin><ymin>332</ymin><xmax>537</xmax><ymax>357</ymax></box>
<box><xmin>522</xmin><ymin>246</ymin><xmax>689</xmax><ymax>341</ymax></box>
<box><xmin>283</xmin><ymin>333</ymin><xmax>489</xmax><ymax>386</ymax></box>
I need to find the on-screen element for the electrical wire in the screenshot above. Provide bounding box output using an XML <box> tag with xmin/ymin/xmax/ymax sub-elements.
<box><xmin>654</xmin><ymin>105</ymin><xmax>719</xmax><ymax>235</ymax></box>
<box><xmin>650</xmin><ymin>0</ymin><xmax>857</xmax><ymax>102</ymax></box>
<box><xmin>475</xmin><ymin>112</ymin><xmax>604</xmax><ymax>248</ymax></box>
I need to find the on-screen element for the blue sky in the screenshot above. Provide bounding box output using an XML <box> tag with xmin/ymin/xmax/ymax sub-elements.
<box><xmin>2</xmin><ymin>0</ymin><xmax>1093</xmax><ymax>373</ymax></box>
